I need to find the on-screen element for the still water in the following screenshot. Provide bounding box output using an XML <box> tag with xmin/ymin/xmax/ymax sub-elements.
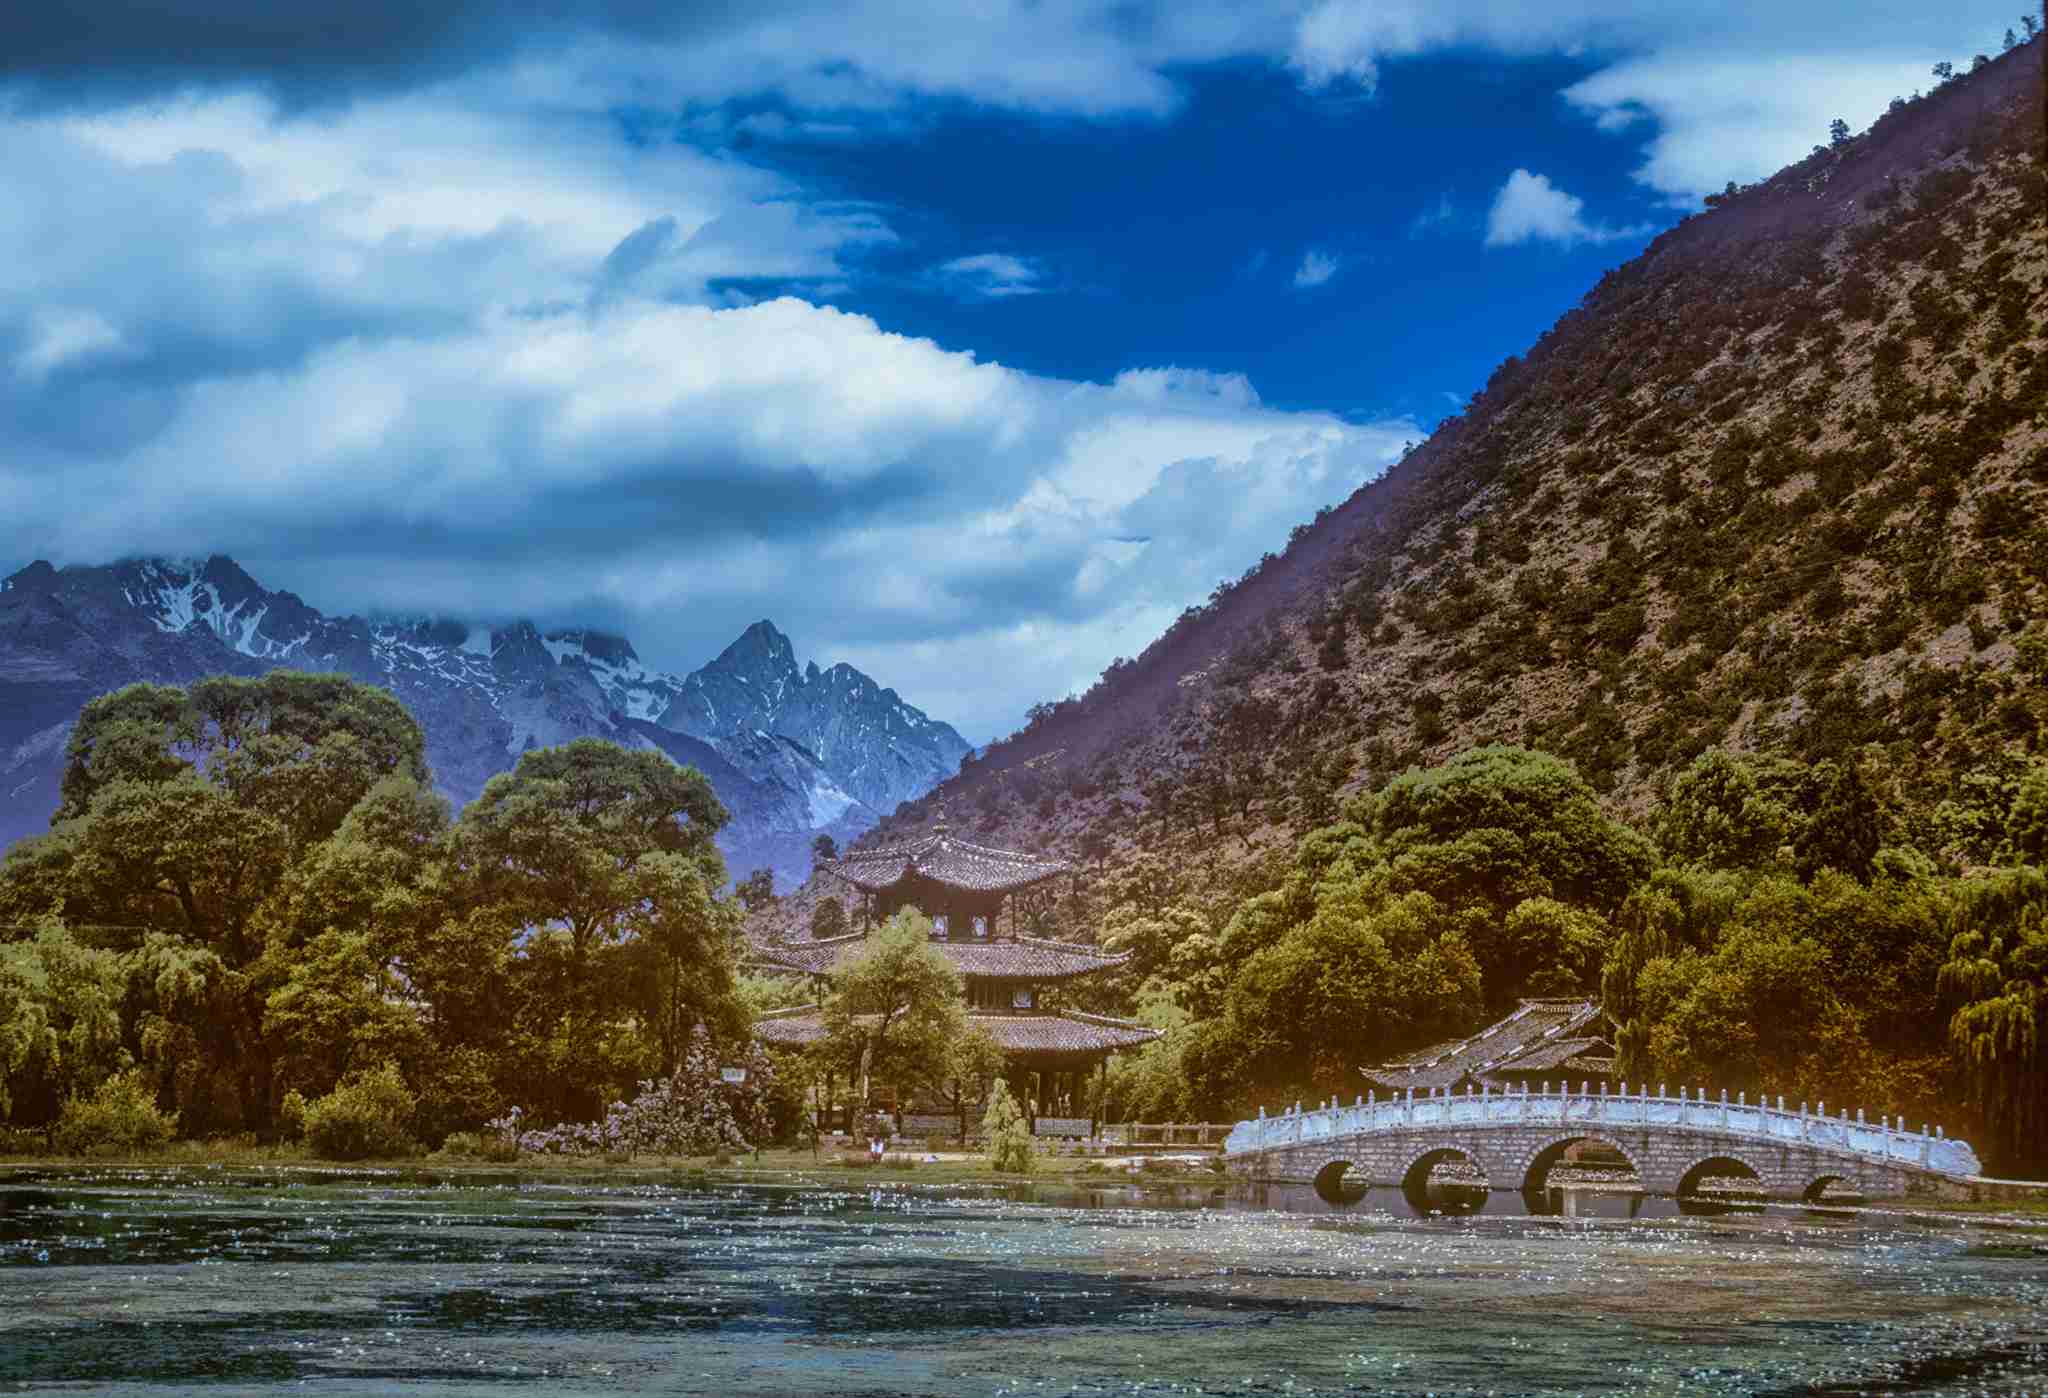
<box><xmin>2</xmin><ymin>1167</ymin><xmax>2044</xmax><ymax>1395</ymax></box>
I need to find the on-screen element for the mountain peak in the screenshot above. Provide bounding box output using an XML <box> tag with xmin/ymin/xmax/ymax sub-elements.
<box><xmin>713</xmin><ymin>619</ymin><xmax>799</xmax><ymax>675</ymax></box>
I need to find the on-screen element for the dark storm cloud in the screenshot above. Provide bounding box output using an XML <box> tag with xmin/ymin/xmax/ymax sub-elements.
<box><xmin>0</xmin><ymin>1</ymin><xmax>760</xmax><ymax>105</ymax></box>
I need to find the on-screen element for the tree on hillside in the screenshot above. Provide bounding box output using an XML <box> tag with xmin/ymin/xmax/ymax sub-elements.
<box><xmin>736</xmin><ymin>868</ymin><xmax>777</xmax><ymax>912</ymax></box>
<box><xmin>1791</xmin><ymin>759</ymin><xmax>1884</xmax><ymax>883</ymax></box>
<box><xmin>1656</xmin><ymin>749</ymin><xmax>1803</xmax><ymax>871</ymax></box>
<box><xmin>809</xmin><ymin>897</ymin><xmax>848</xmax><ymax>941</ymax></box>
<box><xmin>1829</xmin><ymin>117</ymin><xmax>1852</xmax><ymax>147</ymax></box>
<box><xmin>811</xmin><ymin>833</ymin><xmax>838</xmax><ymax>864</ymax></box>
<box><xmin>1182</xmin><ymin>886</ymin><xmax>1481</xmax><ymax>1113</ymax></box>
<box><xmin>1374</xmin><ymin>746</ymin><xmax>1655</xmax><ymax>915</ymax></box>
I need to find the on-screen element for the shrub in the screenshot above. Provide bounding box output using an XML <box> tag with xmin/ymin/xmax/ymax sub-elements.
<box><xmin>52</xmin><ymin>1071</ymin><xmax>177</xmax><ymax>1157</ymax></box>
<box><xmin>983</xmin><ymin>1079</ymin><xmax>1035</xmax><ymax>1174</ymax></box>
<box><xmin>0</xmin><ymin>1125</ymin><xmax>49</xmax><ymax>1156</ymax></box>
<box><xmin>277</xmin><ymin>1089</ymin><xmax>308</xmax><ymax>1142</ymax></box>
<box><xmin>436</xmin><ymin>1130</ymin><xmax>519</xmax><ymax>1163</ymax></box>
<box><xmin>303</xmin><ymin>1062</ymin><xmax>418</xmax><ymax>1161</ymax></box>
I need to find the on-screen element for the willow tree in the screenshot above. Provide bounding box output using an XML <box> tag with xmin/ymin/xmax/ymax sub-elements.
<box><xmin>0</xmin><ymin>674</ymin><xmax>432</xmax><ymax>1135</ymax></box>
<box><xmin>1939</xmin><ymin>868</ymin><xmax>2047</xmax><ymax>1170</ymax></box>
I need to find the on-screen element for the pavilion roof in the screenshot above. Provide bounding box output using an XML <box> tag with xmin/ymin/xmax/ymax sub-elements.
<box><xmin>1361</xmin><ymin>998</ymin><xmax>1609</xmax><ymax>1092</ymax></box>
<box><xmin>821</xmin><ymin>828</ymin><xmax>1071</xmax><ymax>894</ymax></box>
<box><xmin>748</xmin><ymin>932</ymin><xmax>1128</xmax><ymax>980</ymax></box>
<box><xmin>752</xmin><ymin>1007</ymin><xmax>1159</xmax><ymax>1057</ymax></box>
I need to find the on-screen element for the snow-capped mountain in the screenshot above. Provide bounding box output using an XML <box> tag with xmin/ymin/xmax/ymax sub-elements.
<box><xmin>0</xmin><ymin>556</ymin><xmax>970</xmax><ymax>886</ymax></box>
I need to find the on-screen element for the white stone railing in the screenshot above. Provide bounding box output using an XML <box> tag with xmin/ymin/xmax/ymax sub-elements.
<box><xmin>1223</xmin><ymin>1082</ymin><xmax>1983</xmax><ymax>1179</ymax></box>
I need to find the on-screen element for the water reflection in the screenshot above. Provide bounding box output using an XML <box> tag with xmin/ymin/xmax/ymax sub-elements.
<box><xmin>1</xmin><ymin>1167</ymin><xmax>2044</xmax><ymax>1395</ymax></box>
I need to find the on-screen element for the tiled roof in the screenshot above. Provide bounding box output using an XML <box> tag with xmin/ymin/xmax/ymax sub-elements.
<box><xmin>1483</xmin><ymin>1035</ymin><xmax>1610</xmax><ymax>1073</ymax></box>
<box><xmin>1363</xmin><ymin>998</ymin><xmax>1609</xmax><ymax>1091</ymax></box>
<box><xmin>823</xmin><ymin>830</ymin><xmax>1071</xmax><ymax>894</ymax></box>
<box><xmin>753</xmin><ymin>1005</ymin><xmax>827</xmax><ymax>1045</ymax></box>
<box><xmin>752</xmin><ymin>1008</ymin><xmax>1159</xmax><ymax>1057</ymax></box>
<box><xmin>748</xmin><ymin>932</ymin><xmax>1128</xmax><ymax>980</ymax></box>
<box><xmin>978</xmin><ymin>1011</ymin><xmax>1160</xmax><ymax>1055</ymax></box>
<box><xmin>745</xmin><ymin>933</ymin><xmax>867</xmax><ymax>977</ymax></box>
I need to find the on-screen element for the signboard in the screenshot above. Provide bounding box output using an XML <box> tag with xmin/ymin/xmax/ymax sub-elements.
<box><xmin>720</xmin><ymin>1067</ymin><xmax>748</xmax><ymax>1085</ymax></box>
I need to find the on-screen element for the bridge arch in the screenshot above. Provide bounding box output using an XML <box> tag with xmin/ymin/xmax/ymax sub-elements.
<box><xmin>1397</xmin><ymin>1143</ymin><xmax>1496</xmax><ymax>1214</ymax></box>
<box><xmin>1312</xmin><ymin>1159</ymin><xmax>1369</xmax><ymax>1205</ymax></box>
<box><xmin>1516</xmin><ymin>1133</ymin><xmax>1643</xmax><ymax>1194</ymax></box>
<box><xmin>1802</xmin><ymin>1171</ymin><xmax>1866</xmax><ymax>1204</ymax></box>
<box><xmin>1674</xmin><ymin>1151</ymin><xmax>1771</xmax><ymax>1199</ymax></box>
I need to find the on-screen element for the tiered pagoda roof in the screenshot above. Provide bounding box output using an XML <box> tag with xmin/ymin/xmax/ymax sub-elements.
<box><xmin>822</xmin><ymin>829</ymin><xmax>1071</xmax><ymax>893</ymax></box>
<box><xmin>754</xmin><ymin>1006</ymin><xmax>1159</xmax><ymax>1056</ymax></box>
<box><xmin>1361</xmin><ymin>998</ymin><xmax>1613</xmax><ymax>1092</ymax></box>
<box><xmin>752</xmin><ymin>931</ymin><xmax>1129</xmax><ymax>980</ymax></box>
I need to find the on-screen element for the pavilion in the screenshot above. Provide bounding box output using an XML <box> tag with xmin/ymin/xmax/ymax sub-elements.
<box><xmin>1360</xmin><ymin>998</ymin><xmax>1619</xmax><ymax>1096</ymax></box>
<box><xmin>751</xmin><ymin>816</ymin><xmax>1159</xmax><ymax>1136</ymax></box>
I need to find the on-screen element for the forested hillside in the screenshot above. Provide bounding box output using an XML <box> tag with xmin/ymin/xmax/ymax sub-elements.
<box><xmin>760</xmin><ymin>35</ymin><xmax>2048</xmax><ymax>1170</ymax></box>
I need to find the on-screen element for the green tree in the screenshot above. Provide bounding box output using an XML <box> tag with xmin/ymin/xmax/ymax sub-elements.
<box><xmin>811</xmin><ymin>834</ymin><xmax>839</xmax><ymax>864</ymax></box>
<box><xmin>817</xmin><ymin>910</ymin><xmax>965</xmax><ymax>1106</ymax></box>
<box><xmin>1498</xmin><ymin>897</ymin><xmax>1613</xmax><ymax>997</ymax></box>
<box><xmin>1656</xmin><ymin>750</ymin><xmax>1801</xmax><ymax>871</ymax></box>
<box><xmin>1792</xmin><ymin>759</ymin><xmax>1884</xmax><ymax>883</ymax></box>
<box><xmin>1829</xmin><ymin>117</ymin><xmax>1852</xmax><ymax>147</ymax></box>
<box><xmin>451</xmin><ymin>737</ymin><xmax>731</xmax><ymax>1120</ymax></box>
<box><xmin>1375</xmin><ymin>746</ymin><xmax>1654</xmax><ymax>916</ymax></box>
<box><xmin>1187</xmin><ymin>885</ymin><xmax>1481</xmax><ymax>1112</ymax></box>
<box><xmin>932</xmin><ymin>1025</ymin><xmax>1008</xmax><ymax>1141</ymax></box>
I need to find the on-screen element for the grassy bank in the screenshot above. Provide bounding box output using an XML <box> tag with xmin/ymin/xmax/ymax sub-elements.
<box><xmin>0</xmin><ymin>1143</ymin><xmax>1214</xmax><ymax>1190</ymax></box>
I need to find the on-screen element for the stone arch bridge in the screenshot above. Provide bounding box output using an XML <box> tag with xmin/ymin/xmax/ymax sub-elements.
<box><xmin>1224</xmin><ymin>1084</ymin><xmax>1983</xmax><ymax>1202</ymax></box>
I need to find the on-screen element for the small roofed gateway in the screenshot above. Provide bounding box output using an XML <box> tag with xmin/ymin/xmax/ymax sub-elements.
<box><xmin>752</xmin><ymin>814</ymin><xmax>1159</xmax><ymax>1137</ymax></box>
<box><xmin>1360</xmin><ymin>998</ymin><xmax>1618</xmax><ymax>1096</ymax></box>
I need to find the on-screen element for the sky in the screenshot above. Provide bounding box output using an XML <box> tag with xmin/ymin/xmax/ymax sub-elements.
<box><xmin>0</xmin><ymin>2</ymin><xmax>2025</xmax><ymax>740</ymax></box>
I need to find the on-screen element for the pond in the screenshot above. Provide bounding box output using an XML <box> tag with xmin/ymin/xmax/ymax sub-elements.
<box><xmin>2</xmin><ymin>1167</ymin><xmax>2045</xmax><ymax>1394</ymax></box>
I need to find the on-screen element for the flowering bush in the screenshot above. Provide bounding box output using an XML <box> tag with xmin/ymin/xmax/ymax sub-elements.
<box><xmin>487</xmin><ymin>1031</ymin><xmax>775</xmax><ymax>1158</ymax></box>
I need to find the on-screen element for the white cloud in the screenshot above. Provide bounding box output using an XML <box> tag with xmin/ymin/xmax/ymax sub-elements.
<box><xmin>1483</xmin><ymin>169</ymin><xmax>1648</xmax><ymax>248</ymax></box>
<box><xmin>1563</xmin><ymin>53</ymin><xmax>1944</xmax><ymax>201</ymax></box>
<box><xmin>1292</xmin><ymin>249</ymin><xmax>1341</xmax><ymax>288</ymax></box>
<box><xmin>1282</xmin><ymin>0</ymin><xmax>2014</xmax><ymax>197</ymax></box>
<box><xmin>0</xmin><ymin>89</ymin><xmax>1412</xmax><ymax>736</ymax></box>
<box><xmin>14</xmin><ymin>308</ymin><xmax>129</xmax><ymax>379</ymax></box>
<box><xmin>936</xmin><ymin>253</ymin><xmax>1044</xmax><ymax>299</ymax></box>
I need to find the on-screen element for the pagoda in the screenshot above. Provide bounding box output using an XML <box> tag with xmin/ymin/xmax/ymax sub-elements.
<box><xmin>752</xmin><ymin>815</ymin><xmax>1159</xmax><ymax>1136</ymax></box>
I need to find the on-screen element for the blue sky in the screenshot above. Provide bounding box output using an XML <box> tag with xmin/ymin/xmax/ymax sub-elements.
<box><xmin>0</xmin><ymin>2</ymin><xmax>2024</xmax><ymax>738</ymax></box>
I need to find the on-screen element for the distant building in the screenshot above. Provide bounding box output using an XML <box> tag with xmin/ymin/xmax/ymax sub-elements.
<box><xmin>1361</xmin><ymin>998</ymin><xmax>1618</xmax><ymax>1096</ymax></box>
<box><xmin>752</xmin><ymin>815</ymin><xmax>1159</xmax><ymax>1135</ymax></box>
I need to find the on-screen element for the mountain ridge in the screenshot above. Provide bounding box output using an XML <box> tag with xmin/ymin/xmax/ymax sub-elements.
<box><xmin>0</xmin><ymin>554</ymin><xmax>971</xmax><ymax>885</ymax></box>
<box><xmin>782</xmin><ymin>36</ymin><xmax>2046</xmax><ymax>928</ymax></box>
